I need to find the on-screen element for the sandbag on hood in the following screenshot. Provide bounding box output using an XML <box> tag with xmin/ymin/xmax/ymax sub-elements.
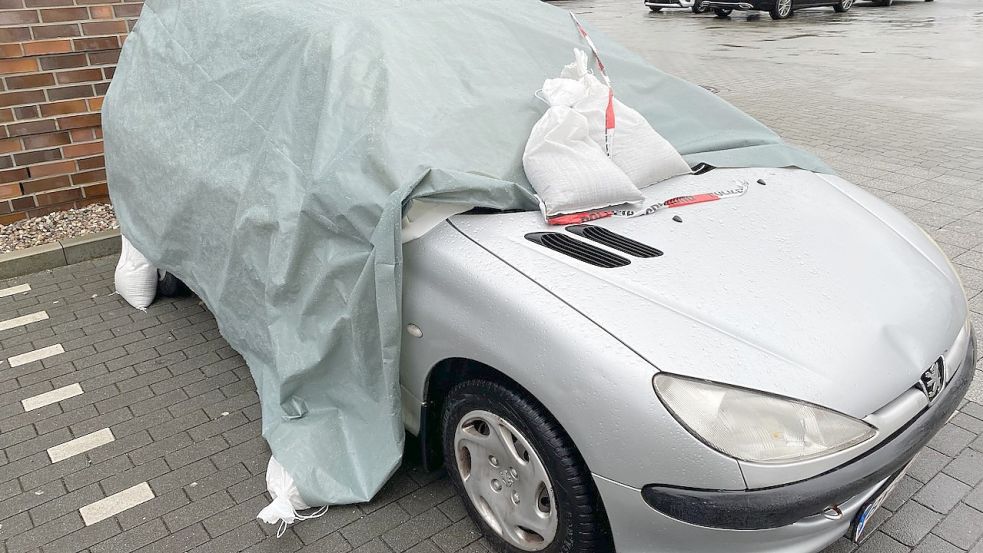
<box><xmin>103</xmin><ymin>0</ymin><xmax>830</xmax><ymax>506</ymax></box>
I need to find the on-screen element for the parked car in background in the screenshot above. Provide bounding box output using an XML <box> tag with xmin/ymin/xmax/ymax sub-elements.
<box><xmin>700</xmin><ymin>0</ymin><xmax>853</xmax><ymax>18</ymax></box>
<box><xmin>645</xmin><ymin>0</ymin><xmax>710</xmax><ymax>13</ymax></box>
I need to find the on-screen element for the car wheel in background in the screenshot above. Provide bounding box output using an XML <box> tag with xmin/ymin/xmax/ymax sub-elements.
<box><xmin>692</xmin><ymin>2</ymin><xmax>710</xmax><ymax>13</ymax></box>
<box><xmin>157</xmin><ymin>272</ymin><xmax>191</xmax><ymax>297</ymax></box>
<box><xmin>871</xmin><ymin>0</ymin><xmax>893</xmax><ymax>5</ymax></box>
<box><xmin>714</xmin><ymin>7</ymin><xmax>734</xmax><ymax>15</ymax></box>
<box><xmin>770</xmin><ymin>0</ymin><xmax>793</xmax><ymax>18</ymax></box>
<box><xmin>441</xmin><ymin>380</ymin><xmax>614</xmax><ymax>553</ymax></box>
<box><xmin>834</xmin><ymin>0</ymin><xmax>854</xmax><ymax>11</ymax></box>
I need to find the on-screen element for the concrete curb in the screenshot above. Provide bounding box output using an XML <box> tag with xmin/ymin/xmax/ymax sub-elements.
<box><xmin>0</xmin><ymin>229</ymin><xmax>121</xmax><ymax>280</ymax></box>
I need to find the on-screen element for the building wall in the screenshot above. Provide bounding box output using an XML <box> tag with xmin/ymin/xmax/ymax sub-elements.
<box><xmin>0</xmin><ymin>0</ymin><xmax>143</xmax><ymax>225</ymax></box>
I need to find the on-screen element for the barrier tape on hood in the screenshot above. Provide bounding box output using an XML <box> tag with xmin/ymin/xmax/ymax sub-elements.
<box><xmin>612</xmin><ymin>181</ymin><xmax>750</xmax><ymax>218</ymax></box>
<box><xmin>542</xmin><ymin>181</ymin><xmax>750</xmax><ymax>225</ymax></box>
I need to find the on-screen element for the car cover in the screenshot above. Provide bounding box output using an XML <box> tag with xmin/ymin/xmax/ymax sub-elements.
<box><xmin>103</xmin><ymin>0</ymin><xmax>830</xmax><ymax>506</ymax></box>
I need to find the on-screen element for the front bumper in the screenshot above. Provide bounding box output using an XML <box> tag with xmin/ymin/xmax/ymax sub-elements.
<box><xmin>598</xmin><ymin>328</ymin><xmax>975</xmax><ymax>552</ymax></box>
<box><xmin>700</xmin><ymin>0</ymin><xmax>779</xmax><ymax>9</ymax></box>
<box><xmin>644</xmin><ymin>0</ymin><xmax>697</xmax><ymax>7</ymax></box>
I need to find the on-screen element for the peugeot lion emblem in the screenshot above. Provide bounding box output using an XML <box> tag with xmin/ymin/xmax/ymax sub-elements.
<box><xmin>919</xmin><ymin>359</ymin><xmax>945</xmax><ymax>402</ymax></box>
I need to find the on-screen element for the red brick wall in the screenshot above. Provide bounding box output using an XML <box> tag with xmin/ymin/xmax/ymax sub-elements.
<box><xmin>0</xmin><ymin>0</ymin><xmax>143</xmax><ymax>225</ymax></box>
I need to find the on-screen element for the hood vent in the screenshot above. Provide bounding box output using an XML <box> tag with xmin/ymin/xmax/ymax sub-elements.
<box><xmin>525</xmin><ymin>232</ymin><xmax>631</xmax><ymax>268</ymax></box>
<box><xmin>566</xmin><ymin>225</ymin><xmax>663</xmax><ymax>258</ymax></box>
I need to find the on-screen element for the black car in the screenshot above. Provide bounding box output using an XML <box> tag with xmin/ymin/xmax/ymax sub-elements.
<box><xmin>700</xmin><ymin>0</ymin><xmax>854</xmax><ymax>19</ymax></box>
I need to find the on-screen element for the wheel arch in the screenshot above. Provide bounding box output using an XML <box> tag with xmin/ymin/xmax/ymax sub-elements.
<box><xmin>418</xmin><ymin>357</ymin><xmax>536</xmax><ymax>472</ymax></box>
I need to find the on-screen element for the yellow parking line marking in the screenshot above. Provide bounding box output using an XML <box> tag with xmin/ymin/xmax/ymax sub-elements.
<box><xmin>79</xmin><ymin>482</ymin><xmax>155</xmax><ymax>526</ymax></box>
<box><xmin>0</xmin><ymin>310</ymin><xmax>48</xmax><ymax>332</ymax></box>
<box><xmin>22</xmin><ymin>383</ymin><xmax>84</xmax><ymax>412</ymax></box>
<box><xmin>8</xmin><ymin>344</ymin><xmax>64</xmax><ymax>367</ymax></box>
<box><xmin>47</xmin><ymin>428</ymin><xmax>115</xmax><ymax>463</ymax></box>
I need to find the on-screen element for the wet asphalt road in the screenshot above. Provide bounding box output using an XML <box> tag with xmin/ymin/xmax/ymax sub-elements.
<box><xmin>559</xmin><ymin>0</ymin><xmax>983</xmax><ymax>126</ymax></box>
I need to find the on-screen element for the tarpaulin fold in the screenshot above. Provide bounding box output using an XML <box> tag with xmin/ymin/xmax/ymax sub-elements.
<box><xmin>104</xmin><ymin>0</ymin><xmax>830</xmax><ymax>505</ymax></box>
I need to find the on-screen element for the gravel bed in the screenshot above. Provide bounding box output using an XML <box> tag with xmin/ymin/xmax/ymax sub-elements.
<box><xmin>0</xmin><ymin>203</ymin><xmax>118</xmax><ymax>254</ymax></box>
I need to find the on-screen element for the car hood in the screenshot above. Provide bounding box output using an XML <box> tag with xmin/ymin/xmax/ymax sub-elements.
<box><xmin>451</xmin><ymin>168</ymin><xmax>968</xmax><ymax>418</ymax></box>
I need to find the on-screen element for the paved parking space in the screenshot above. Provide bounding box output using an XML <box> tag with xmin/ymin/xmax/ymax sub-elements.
<box><xmin>1</xmin><ymin>0</ymin><xmax>982</xmax><ymax>552</ymax></box>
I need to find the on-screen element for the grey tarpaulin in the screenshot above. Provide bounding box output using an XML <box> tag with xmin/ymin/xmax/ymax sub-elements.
<box><xmin>103</xmin><ymin>0</ymin><xmax>830</xmax><ymax>505</ymax></box>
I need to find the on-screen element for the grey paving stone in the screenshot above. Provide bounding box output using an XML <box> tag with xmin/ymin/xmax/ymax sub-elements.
<box><xmin>292</xmin><ymin>506</ymin><xmax>362</xmax><ymax>545</ymax></box>
<box><xmin>226</xmin><ymin>472</ymin><xmax>267</xmax><ymax>504</ymax></box>
<box><xmin>188</xmin><ymin>520</ymin><xmax>266</xmax><ymax>553</ymax></box>
<box><xmin>116</xmin><ymin>487</ymin><xmax>191</xmax><ymax>531</ymax></box>
<box><xmin>185</xmin><ymin>462</ymin><xmax>250</xmax><ymax>502</ymax></box>
<box><xmin>244</xmin><ymin>528</ymin><xmax>308</xmax><ymax>553</ymax></box>
<box><xmin>914</xmin><ymin>473</ymin><xmax>972</xmax><ymax>514</ymax></box>
<box><xmin>64</xmin><ymin>454</ymin><xmax>134</xmax><ymax>492</ymax></box>
<box><xmin>933</xmin><ymin>503</ymin><xmax>983</xmax><ymax>549</ymax></box>
<box><xmin>202</xmin><ymin>493</ymin><xmax>269</xmax><ymax>539</ymax></box>
<box><xmin>29</xmin><ymin>482</ymin><xmax>103</xmax><ymax>526</ymax></box>
<box><xmin>929</xmin><ymin>425</ymin><xmax>977</xmax><ymax>458</ymax></box>
<box><xmin>944</xmin><ymin>448</ymin><xmax>983</xmax><ymax>487</ymax></box>
<box><xmin>163</xmin><ymin>490</ymin><xmax>236</xmax><ymax>533</ymax></box>
<box><xmin>881</xmin><ymin>501</ymin><xmax>942</xmax><ymax>546</ymax></box>
<box><xmin>295</xmin><ymin>531</ymin><xmax>353</xmax><ymax>552</ymax></box>
<box><xmin>0</xmin><ymin>479</ymin><xmax>65</xmax><ymax>523</ymax></box>
<box><xmin>100</xmin><ymin>457</ymin><xmax>171</xmax><ymax>496</ymax></box>
<box><xmin>382</xmin><ymin>509</ymin><xmax>452</xmax><ymax>552</ymax></box>
<box><xmin>912</xmin><ymin>534</ymin><xmax>962</xmax><ymax>553</ymax></box>
<box><xmin>131</xmin><ymin>522</ymin><xmax>210</xmax><ymax>553</ymax></box>
<box><xmin>341</xmin><ymin>503</ymin><xmax>412</xmax><ymax>547</ymax></box>
<box><xmin>90</xmin><ymin>519</ymin><xmax>170</xmax><ymax>553</ymax></box>
<box><xmin>854</xmin><ymin>532</ymin><xmax>911</xmax><ymax>553</ymax></box>
<box><xmin>40</xmin><ymin>517</ymin><xmax>121</xmax><ymax>553</ymax></box>
<box><xmin>431</xmin><ymin>517</ymin><xmax>482</xmax><ymax>552</ymax></box>
<box><xmin>69</xmin><ymin>405</ymin><xmax>134</xmax><ymax>439</ymax></box>
<box><xmin>909</xmin><ymin>447</ymin><xmax>954</xmax><ymax>484</ymax></box>
<box><xmin>397</xmin><ymin>480</ymin><xmax>456</xmax><ymax>517</ymax></box>
<box><xmin>4</xmin><ymin>512</ymin><xmax>83</xmax><ymax>553</ymax></box>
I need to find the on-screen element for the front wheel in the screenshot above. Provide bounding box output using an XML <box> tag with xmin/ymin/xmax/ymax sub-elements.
<box><xmin>692</xmin><ymin>2</ymin><xmax>710</xmax><ymax>12</ymax></box>
<box><xmin>714</xmin><ymin>7</ymin><xmax>734</xmax><ymax>15</ymax></box>
<box><xmin>770</xmin><ymin>0</ymin><xmax>793</xmax><ymax>17</ymax></box>
<box><xmin>833</xmin><ymin>0</ymin><xmax>854</xmax><ymax>11</ymax></box>
<box><xmin>442</xmin><ymin>380</ymin><xmax>614</xmax><ymax>553</ymax></box>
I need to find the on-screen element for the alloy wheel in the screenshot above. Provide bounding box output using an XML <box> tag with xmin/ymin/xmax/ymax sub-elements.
<box><xmin>454</xmin><ymin>410</ymin><xmax>559</xmax><ymax>551</ymax></box>
<box><xmin>779</xmin><ymin>0</ymin><xmax>792</xmax><ymax>16</ymax></box>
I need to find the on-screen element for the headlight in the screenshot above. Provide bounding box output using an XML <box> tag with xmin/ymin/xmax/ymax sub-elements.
<box><xmin>654</xmin><ymin>374</ymin><xmax>876</xmax><ymax>464</ymax></box>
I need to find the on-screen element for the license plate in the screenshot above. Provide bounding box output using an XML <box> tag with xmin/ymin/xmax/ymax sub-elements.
<box><xmin>851</xmin><ymin>465</ymin><xmax>910</xmax><ymax>543</ymax></box>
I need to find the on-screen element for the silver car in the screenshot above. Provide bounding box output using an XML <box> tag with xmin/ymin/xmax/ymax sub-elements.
<box><xmin>397</xmin><ymin>166</ymin><xmax>974</xmax><ymax>553</ymax></box>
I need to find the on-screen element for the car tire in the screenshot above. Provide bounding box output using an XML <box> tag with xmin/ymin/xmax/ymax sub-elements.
<box><xmin>770</xmin><ymin>0</ymin><xmax>793</xmax><ymax>17</ymax></box>
<box><xmin>692</xmin><ymin>2</ymin><xmax>709</xmax><ymax>12</ymax></box>
<box><xmin>714</xmin><ymin>7</ymin><xmax>734</xmax><ymax>15</ymax></box>
<box><xmin>649</xmin><ymin>5</ymin><xmax>664</xmax><ymax>11</ymax></box>
<box><xmin>833</xmin><ymin>0</ymin><xmax>854</xmax><ymax>11</ymax></box>
<box><xmin>157</xmin><ymin>272</ymin><xmax>191</xmax><ymax>297</ymax></box>
<box><xmin>441</xmin><ymin>380</ymin><xmax>614</xmax><ymax>553</ymax></box>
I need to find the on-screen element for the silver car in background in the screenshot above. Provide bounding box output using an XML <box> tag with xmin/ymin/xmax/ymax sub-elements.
<box><xmin>397</xmin><ymin>166</ymin><xmax>974</xmax><ymax>553</ymax></box>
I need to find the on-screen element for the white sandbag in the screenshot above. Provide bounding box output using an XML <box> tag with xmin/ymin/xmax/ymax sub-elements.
<box><xmin>114</xmin><ymin>235</ymin><xmax>157</xmax><ymax>310</ymax></box>
<box><xmin>257</xmin><ymin>457</ymin><xmax>327</xmax><ymax>537</ymax></box>
<box><xmin>523</xmin><ymin>104</ymin><xmax>641</xmax><ymax>217</ymax></box>
<box><xmin>555</xmin><ymin>49</ymin><xmax>692</xmax><ymax>188</ymax></box>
